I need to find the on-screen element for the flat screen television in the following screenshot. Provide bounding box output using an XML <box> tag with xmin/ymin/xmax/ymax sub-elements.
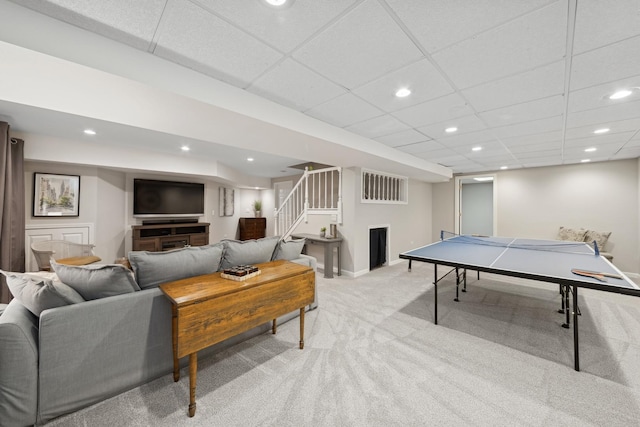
<box><xmin>133</xmin><ymin>179</ymin><xmax>205</xmax><ymax>218</ymax></box>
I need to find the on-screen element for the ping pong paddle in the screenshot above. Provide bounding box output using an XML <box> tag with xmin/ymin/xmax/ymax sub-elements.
<box><xmin>571</xmin><ymin>268</ymin><xmax>622</xmax><ymax>282</ymax></box>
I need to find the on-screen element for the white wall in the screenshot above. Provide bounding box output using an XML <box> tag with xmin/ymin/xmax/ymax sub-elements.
<box><xmin>293</xmin><ymin>168</ymin><xmax>433</xmax><ymax>276</ymax></box>
<box><xmin>433</xmin><ymin>159</ymin><xmax>639</xmax><ymax>273</ymax></box>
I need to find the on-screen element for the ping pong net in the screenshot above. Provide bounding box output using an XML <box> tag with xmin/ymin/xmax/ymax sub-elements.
<box><xmin>440</xmin><ymin>231</ymin><xmax>601</xmax><ymax>256</ymax></box>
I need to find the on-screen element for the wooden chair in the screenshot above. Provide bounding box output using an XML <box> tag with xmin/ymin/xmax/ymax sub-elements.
<box><xmin>30</xmin><ymin>240</ymin><xmax>101</xmax><ymax>271</ymax></box>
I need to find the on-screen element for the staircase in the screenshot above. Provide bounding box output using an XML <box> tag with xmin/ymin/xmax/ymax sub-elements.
<box><xmin>274</xmin><ymin>167</ymin><xmax>342</xmax><ymax>239</ymax></box>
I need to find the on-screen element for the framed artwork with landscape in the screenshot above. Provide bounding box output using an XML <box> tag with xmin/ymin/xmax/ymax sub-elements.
<box><xmin>33</xmin><ymin>173</ymin><xmax>80</xmax><ymax>217</ymax></box>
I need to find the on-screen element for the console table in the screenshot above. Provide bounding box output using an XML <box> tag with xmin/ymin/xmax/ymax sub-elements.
<box><xmin>159</xmin><ymin>260</ymin><xmax>315</xmax><ymax>417</ymax></box>
<box><xmin>291</xmin><ymin>233</ymin><xmax>343</xmax><ymax>278</ymax></box>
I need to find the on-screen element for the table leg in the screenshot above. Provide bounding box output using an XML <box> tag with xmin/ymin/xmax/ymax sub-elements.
<box><xmin>299</xmin><ymin>307</ymin><xmax>305</xmax><ymax>349</ymax></box>
<box><xmin>188</xmin><ymin>353</ymin><xmax>197</xmax><ymax>417</ymax></box>
<box><xmin>324</xmin><ymin>245</ymin><xmax>334</xmax><ymax>278</ymax></box>
<box><xmin>558</xmin><ymin>283</ymin><xmax>566</xmax><ymax>314</ymax></box>
<box><xmin>171</xmin><ymin>306</ymin><xmax>180</xmax><ymax>382</ymax></box>
<box><xmin>434</xmin><ymin>264</ymin><xmax>438</xmax><ymax>325</ymax></box>
<box><xmin>408</xmin><ymin>259</ymin><xmax>412</xmax><ymax>272</ymax></box>
<box><xmin>562</xmin><ymin>285</ymin><xmax>570</xmax><ymax>329</ymax></box>
<box><xmin>573</xmin><ymin>285</ymin><xmax>580</xmax><ymax>371</ymax></box>
<box><xmin>337</xmin><ymin>245</ymin><xmax>341</xmax><ymax>276</ymax></box>
<box><xmin>272</xmin><ymin>319</ymin><xmax>277</xmax><ymax>334</ymax></box>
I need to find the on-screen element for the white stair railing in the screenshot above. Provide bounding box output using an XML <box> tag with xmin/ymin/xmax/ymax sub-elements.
<box><xmin>274</xmin><ymin>166</ymin><xmax>342</xmax><ymax>239</ymax></box>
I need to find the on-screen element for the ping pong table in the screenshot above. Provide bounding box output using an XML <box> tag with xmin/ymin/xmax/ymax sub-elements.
<box><xmin>399</xmin><ymin>232</ymin><xmax>640</xmax><ymax>371</ymax></box>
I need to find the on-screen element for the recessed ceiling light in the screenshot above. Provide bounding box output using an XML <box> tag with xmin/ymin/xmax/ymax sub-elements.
<box><xmin>609</xmin><ymin>89</ymin><xmax>632</xmax><ymax>100</ymax></box>
<box><xmin>593</xmin><ymin>128</ymin><xmax>610</xmax><ymax>134</ymax></box>
<box><xmin>264</xmin><ymin>0</ymin><xmax>287</xmax><ymax>5</ymax></box>
<box><xmin>83</xmin><ymin>129</ymin><xmax>96</xmax><ymax>135</ymax></box>
<box><xmin>584</xmin><ymin>147</ymin><xmax>597</xmax><ymax>152</ymax></box>
<box><xmin>395</xmin><ymin>88</ymin><xmax>411</xmax><ymax>98</ymax></box>
<box><xmin>181</xmin><ymin>145</ymin><xmax>190</xmax><ymax>151</ymax></box>
<box><xmin>445</xmin><ymin>127</ymin><xmax>458</xmax><ymax>133</ymax></box>
<box><xmin>247</xmin><ymin>157</ymin><xmax>254</xmax><ymax>162</ymax></box>
<box><xmin>581</xmin><ymin>159</ymin><xmax>591</xmax><ymax>163</ymax></box>
<box><xmin>500</xmin><ymin>166</ymin><xmax>508</xmax><ymax>170</ymax></box>
<box><xmin>472</xmin><ymin>146</ymin><xmax>482</xmax><ymax>151</ymax></box>
<box><xmin>474</xmin><ymin>176</ymin><xmax>493</xmax><ymax>182</ymax></box>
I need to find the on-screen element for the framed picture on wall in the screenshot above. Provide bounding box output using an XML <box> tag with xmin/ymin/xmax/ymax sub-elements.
<box><xmin>219</xmin><ymin>187</ymin><xmax>234</xmax><ymax>216</ymax></box>
<box><xmin>33</xmin><ymin>173</ymin><xmax>80</xmax><ymax>217</ymax></box>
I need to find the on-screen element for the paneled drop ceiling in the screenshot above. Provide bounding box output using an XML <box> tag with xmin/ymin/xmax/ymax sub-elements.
<box><xmin>1</xmin><ymin>0</ymin><xmax>639</xmax><ymax>179</ymax></box>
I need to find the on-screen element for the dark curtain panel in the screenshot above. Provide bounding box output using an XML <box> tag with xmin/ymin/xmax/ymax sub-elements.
<box><xmin>369</xmin><ymin>227</ymin><xmax>387</xmax><ymax>270</ymax></box>
<box><xmin>0</xmin><ymin>122</ymin><xmax>25</xmax><ymax>303</ymax></box>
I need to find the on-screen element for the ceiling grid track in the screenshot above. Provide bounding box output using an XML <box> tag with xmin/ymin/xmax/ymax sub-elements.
<box><xmin>560</xmin><ymin>0</ymin><xmax>578</xmax><ymax>164</ymax></box>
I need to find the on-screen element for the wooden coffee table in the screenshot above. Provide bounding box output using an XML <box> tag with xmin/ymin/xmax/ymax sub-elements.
<box><xmin>159</xmin><ymin>259</ymin><xmax>315</xmax><ymax>417</ymax></box>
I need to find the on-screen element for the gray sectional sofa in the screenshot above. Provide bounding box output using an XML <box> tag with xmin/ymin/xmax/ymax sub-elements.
<box><xmin>0</xmin><ymin>236</ymin><xmax>316</xmax><ymax>426</ymax></box>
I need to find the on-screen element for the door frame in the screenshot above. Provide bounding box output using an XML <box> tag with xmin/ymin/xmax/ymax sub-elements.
<box><xmin>454</xmin><ymin>174</ymin><xmax>498</xmax><ymax>236</ymax></box>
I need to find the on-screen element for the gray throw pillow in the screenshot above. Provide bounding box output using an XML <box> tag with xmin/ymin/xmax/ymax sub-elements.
<box><xmin>272</xmin><ymin>238</ymin><xmax>306</xmax><ymax>261</ymax></box>
<box><xmin>129</xmin><ymin>243</ymin><xmax>224</xmax><ymax>289</ymax></box>
<box><xmin>52</xmin><ymin>261</ymin><xmax>140</xmax><ymax>300</ymax></box>
<box><xmin>0</xmin><ymin>270</ymin><xmax>85</xmax><ymax>316</ymax></box>
<box><xmin>220</xmin><ymin>236</ymin><xmax>280</xmax><ymax>270</ymax></box>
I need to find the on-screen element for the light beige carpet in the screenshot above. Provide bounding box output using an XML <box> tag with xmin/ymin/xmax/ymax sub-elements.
<box><xmin>47</xmin><ymin>261</ymin><xmax>640</xmax><ymax>426</ymax></box>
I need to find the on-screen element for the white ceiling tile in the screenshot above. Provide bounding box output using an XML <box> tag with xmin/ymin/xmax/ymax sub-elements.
<box><xmin>492</xmin><ymin>116</ymin><xmax>563</xmax><ymax>139</ymax></box>
<box><xmin>345</xmin><ymin>114</ymin><xmax>410</xmax><ymax>139</ymax></box>
<box><xmin>433</xmin><ymin>129</ymin><xmax>496</xmax><ymax>148</ymax></box>
<box><xmin>564</xmin><ymin>130</ymin><xmax>637</xmax><ymax>146</ymax></box>
<box><xmin>246</xmin><ymin>59</ymin><xmax>346</xmax><ymax>111</ymax></box>
<box><xmin>508</xmin><ymin>141</ymin><xmax>561</xmax><ymax>154</ymax></box>
<box><xmin>573</xmin><ymin>0</ymin><xmax>640</xmax><ymax>54</ymax></box>
<box><xmin>352</xmin><ymin>59</ymin><xmax>454</xmax><ymax>112</ymax></box>
<box><xmin>195</xmin><ymin>0</ymin><xmax>359</xmax><ymax>53</ymax></box>
<box><xmin>521</xmin><ymin>159</ymin><xmax>562</xmax><ymax>168</ymax></box>
<box><xmin>566</xmin><ymin>101</ymin><xmax>640</xmax><ymax>129</ymax></box>
<box><xmin>568</xmin><ymin>77</ymin><xmax>640</xmax><ymax>113</ymax></box>
<box><xmin>10</xmin><ymin>0</ymin><xmax>167</xmax><ymax>49</ymax></box>
<box><xmin>305</xmin><ymin>93</ymin><xmax>383</xmax><ymax>128</ymax></box>
<box><xmin>515</xmin><ymin>149</ymin><xmax>563</xmax><ymax>160</ymax></box>
<box><xmin>418</xmin><ymin>115</ymin><xmax>487</xmax><ymax>140</ymax></box>
<box><xmin>566</xmin><ymin>117</ymin><xmax>640</xmax><ymax>139</ymax></box>
<box><xmin>385</xmin><ymin>0</ymin><xmax>554</xmax><ymax>53</ymax></box>
<box><xmin>393</xmin><ymin>93</ymin><xmax>473</xmax><ymax>128</ymax></box>
<box><xmin>563</xmin><ymin>144</ymin><xmax>622</xmax><ymax>159</ymax></box>
<box><xmin>292</xmin><ymin>0</ymin><xmax>423</xmax><ymax>89</ymax></box>
<box><xmin>570</xmin><ymin>36</ymin><xmax>640</xmax><ymax>90</ymax></box>
<box><xmin>478</xmin><ymin>95</ymin><xmax>564</xmax><ymax>127</ymax></box>
<box><xmin>154</xmin><ymin>0</ymin><xmax>283</xmax><ymax>87</ymax></box>
<box><xmin>432</xmin><ymin>2</ymin><xmax>566</xmax><ymax>88</ymax></box>
<box><xmin>613</xmin><ymin>147</ymin><xmax>640</xmax><ymax>160</ymax></box>
<box><xmin>463</xmin><ymin>61</ymin><xmax>565</xmax><ymax>112</ymax></box>
<box><xmin>395</xmin><ymin>140</ymin><xmax>442</xmax><ymax>154</ymax></box>
<box><xmin>499</xmin><ymin>130</ymin><xmax>562</xmax><ymax>147</ymax></box>
<box><xmin>374</xmin><ymin>129</ymin><xmax>431</xmax><ymax>148</ymax></box>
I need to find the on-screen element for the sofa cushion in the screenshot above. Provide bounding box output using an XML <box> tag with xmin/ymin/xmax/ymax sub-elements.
<box><xmin>584</xmin><ymin>230</ymin><xmax>611</xmax><ymax>250</ymax></box>
<box><xmin>220</xmin><ymin>236</ymin><xmax>280</xmax><ymax>270</ymax></box>
<box><xmin>52</xmin><ymin>261</ymin><xmax>140</xmax><ymax>300</ymax></box>
<box><xmin>272</xmin><ymin>238</ymin><xmax>305</xmax><ymax>261</ymax></box>
<box><xmin>129</xmin><ymin>243</ymin><xmax>224</xmax><ymax>289</ymax></box>
<box><xmin>557</xmin><ymin>226</ymin><xmax>587</xmax><ymax>242</ymax></box>
<box><xmin>0</xmin><ymin>270</ymin><xmax>85</xmax><ymax>316</ymax></box>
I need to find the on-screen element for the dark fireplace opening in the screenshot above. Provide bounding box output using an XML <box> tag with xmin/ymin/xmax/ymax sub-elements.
<box><xmin>369</xmin><ymin>227</ymin><xmax>387</xmax><ymax>270</ymax></box>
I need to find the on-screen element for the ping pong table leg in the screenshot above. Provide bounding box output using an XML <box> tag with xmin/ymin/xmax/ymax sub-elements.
<box><xmin>434</xmin><ymin>264</ymin><xmax>438</xmax><ymax>325</ymax></box>
<box><xmin>573</xmin><ymin>285</ymin><xmax>580</xmax><ymax>371</ymax></box>
<box><xmin>454</xmin><ymin>268</ymin><xmax>460</xmax><ymax>302</ymax></box>
<box><xmin>408</xmin><ymin>259</ymin><xmax>412</xmax><ymax>272</ymax></box>
<box><xmin>562</xmin><ymin>284</ymin><xmax>570</xmax><ymax>328</ymax></box>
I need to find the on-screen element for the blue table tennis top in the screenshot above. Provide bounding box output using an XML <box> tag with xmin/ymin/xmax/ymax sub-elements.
<box><xmin>400</xmin><ymin>235</ymin><xmax>640</xmax><ymax>294</ymax></box>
